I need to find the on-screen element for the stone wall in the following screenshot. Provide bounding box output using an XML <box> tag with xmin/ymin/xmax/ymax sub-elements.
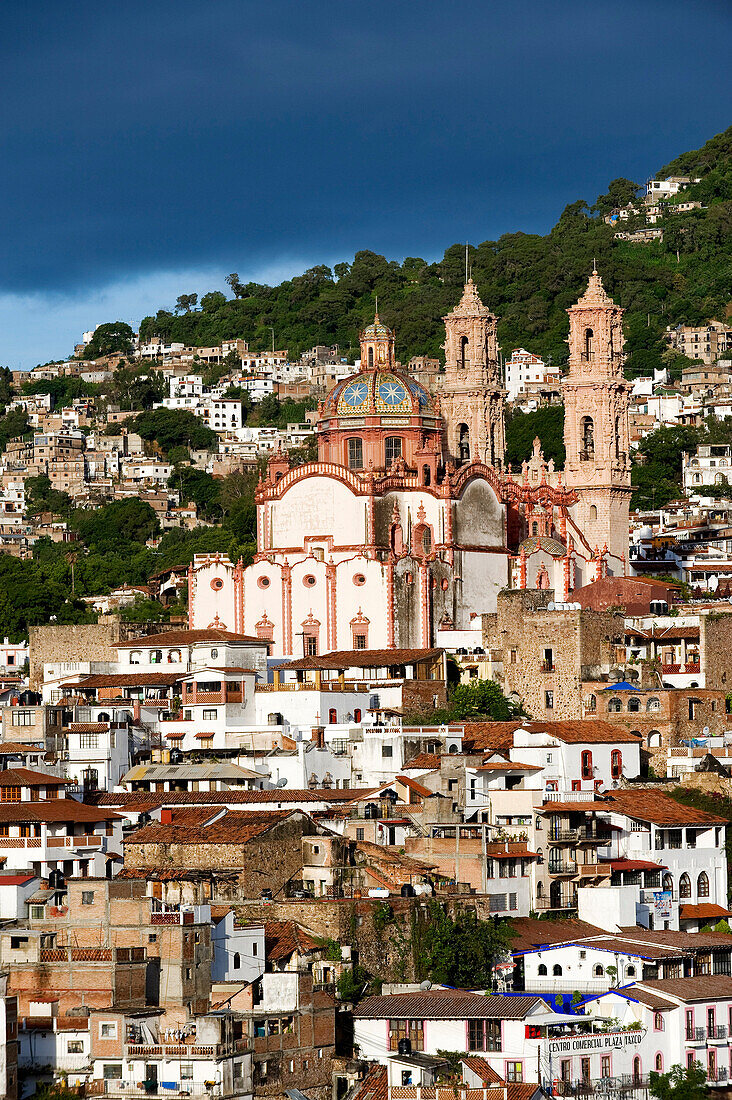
<box><xmin>28</xmin><ymin>619</ymin><xmax>172</xmax><ymax>689</ymax></box>
<box><xmin>701</xmin><ymin>613</ymin><xmax>732</xmax><ymax>691</ymax></box>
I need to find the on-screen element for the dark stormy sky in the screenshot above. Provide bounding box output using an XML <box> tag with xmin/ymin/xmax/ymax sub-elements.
<box><xmin>1</xmin><ymin>0</ymin><xmax>729</xmax><ymax>366</ymax></box>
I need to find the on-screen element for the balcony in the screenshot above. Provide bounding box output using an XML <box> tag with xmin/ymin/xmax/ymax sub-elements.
<box><xmin>125</xmin><ymin>1043</ymin><xmax>226</xmax><ymax>1058</ymax></box>
<box><xmin>548</xmin><ymin>862</ymin><xmax>578</xmax><ymax>876</ymax></box>
<box><xmin>686</xmin><ymin>1027</ymin><xmax>706</xmax><ymax>1042</ymax></box>
<box><xmin>535</xmin><ymin>896</ymin><xmax>577</xmax><ymax>910</ymax></box>
<box><xmin>708</xmin><ymin>1025</ymin><xmax>727</xmax><ymax>1041</ymax></box>
<box><xmin>87</xmin><ymin>1086</ymin><xmax>220</xmax><ymax>1099</ymax></box>
<box><xmin>47</xmin><ymin>834</ymin><xmax>109</xmax><ymax>850</ymax></box>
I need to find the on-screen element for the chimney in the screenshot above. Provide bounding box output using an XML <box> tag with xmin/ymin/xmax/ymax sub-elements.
<box><xmin>160</xmin><ymin>808</ymin><xmax>173</xmax><ymax>825</ymax></box>
<box><xmin>311</xmin><ymin>726</ymin><xmax>325</xmax><ymax>749</ymax></box>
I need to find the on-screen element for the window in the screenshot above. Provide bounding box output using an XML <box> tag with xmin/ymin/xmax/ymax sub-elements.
<box><xmin>467</xmin><ymin>1018</ymin><xmax>501</xmax><ymax>1052</ymax></box>
<box><xmin>30</xmin><ymin>905</ymin><xmax>45</xmax><ymax>919</ymax></box>
<box><xmin>633</xmin><ymin>1057</ymin><xmax>642</xmax><ymax>1083</ymax></box>
<box><xmin>356</xmin><ymin>828</ymin><xmax>364</xmax><ymax>841</ymax></box>
<box><xmin>12</xmin><ymin>710</ymin><xmax>33</xmax><ymax>726</ymax></box>
<box><xmin>581</xmin><ymin>415</ymin><xmax>594</xmax><ymax>458</ymax></box>
<box><xmin>99</xmin><ymin>1022</ymin><xmax>117</xmax><ymax>1039</ymax></box>
<box><xmin>305</xmin><ymin>635</ymin><xmax>318</xmax><ymax>656</ymax></box>
<box><xmin>328</xmin><ymin>708</ymin><xmax>337</xmax><ymax>724</ymax></box>
<box><xmin>607</xmin><ymin>697</ymin><xmax>622</xmax><ymax>712</ymax></box>
<box><xmin>353</xmin><ymin>632</ymin><xmax>367</xmax><ymax>650</ymax></box>
<box><xmin>697</xmin><ymin>871</ymin><xmax>709</xmax><ymax>898</ymax></box>
<box><xmin>82</xmin><ymin>891</ymin><xmax>95</xmax><ymax>906</ymax></box>
<box><xmin>506</xmin><ymin>1063</ymin><xmax>523</xmax><ymax>1083</ymax></box>
<box><xmin>354</xmin><ymin>708</ymin><xmax>362</xmax><ymax>722</ymax></box>
<box><xmin>458</xmin><ymin>424</ymin><xmax>470</xmax><ymax>463</ymax></box>
<box><xmin>67</xmin><ymin>1040</ymin><xmax>84</xmax><ymax>1053</ymax></box>
<box><xmin>648</xmin><ymin>730</ymin><xmax>661</xmax><ymax>748</ymax></box>
<box><xmin>586</xmin><ymin>694</ymin><xmax>596</xmax><ymax>712</ymax></box>
<box><xmin>552</xmin><ymin>964</ymin><xmax>562</xmax><ymax>976</ymax></box>
<box><xmin>679</xmin><ymin>873</ymin><xmax>691</xmax><ymax>899</ymax></box>
<box><xmin>347</xmin><ymin>437</ymin><xmax>363</xmax><ymax>469</ymax></box>
<box><xmin>103</xmin><ymin>1065</ymin><xmax>122</xmax><ymax>1080</ymax></box>
<box><xmin>80</xmin><ymin>733</ymin><xmax>99</xmax><ymax>749</ymax></box>
<box><xmin>180</xmin><ymin>1064</ymin><xmax>194</xmax><ymax>1081</ymax></box>
<box><xmin>655</xmin><ymin>1054</ymin><xmax>663</xmax><ymax>1073</ymax></box>
<box><xmin>233</xmin><ymin>953</ymin><xmax>241</xmax><ymax>969</ymax></box>
<box><xmin>385</xmin><ymin>437</ymin><xmax>402</xmax><ymax>466</ymax></box>
<box><xmin>594</xmin><ymin>965</ymin><xmax>604</xmax><ymax>977</ymax></box>
<box><xmin>601</xmin><ymin>1057</ymin><xmax>611</xmax><ymax>1079</ymax></box>
<box><xmin>538</xmin><ymin>964</ymin><xmax>547</xmax><ymax>976</ymax></box>
<box><xmin>611</xmin><ymin>750</ymin><xmax>622</xmax><ymax>779</ymax></box>
<box><xmin>390</xmin><ymin>1019</ymin><xmax>424</xmax><ymax>1052</ymax></box>
<box><xmin>0</xmin><ymin>786</ymin><xmax>20</xmax><ymax>802</ymax></box>
<box><xmin>382</xmin><ymin>746</ymin><xmax>393</xmax><ymax>758</ymax></box>
<box><xmin>647</xmin><ymin>697</ymin><xmax>660</xmax><ymax>712</ymax></box>
<box><xmin>581</xmin><ymin>750</ymin><xmax>593</xmax><ymax>780</ymax></box>
<box><xmin>545</xmin><ymin>690</ymin><xmax>554</xmax><ymax>709</ymax></box>
<box><xmin>202</xmin><ymin>708</ymin><xmax>217</xmax><ymax>721</ymax></box>
<box><xmin>628</xmin><ymin>697</ymin><xmax>640</xmax><ymax>712</ymax></box>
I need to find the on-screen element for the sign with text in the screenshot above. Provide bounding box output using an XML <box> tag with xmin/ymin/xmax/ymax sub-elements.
<box><xmin>548</xmin><ymin>1032</ymin><xmax>643</xmax><ymax>1053</ymax></box>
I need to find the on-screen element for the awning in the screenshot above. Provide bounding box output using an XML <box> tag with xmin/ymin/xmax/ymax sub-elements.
<box><xmin>607</xmin><ymin>859</ymin><xmax>667</xmax><ymax>872</ymax></box>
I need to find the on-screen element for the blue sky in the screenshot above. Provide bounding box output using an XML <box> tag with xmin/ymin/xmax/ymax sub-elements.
<box><xmin>1</xmin><ymin>0</ymin><xmax>729</xmax><ymax>368</ymax></box>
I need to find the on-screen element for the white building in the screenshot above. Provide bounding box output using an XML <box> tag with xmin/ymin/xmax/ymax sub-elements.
<box><xmin>504</xmin><ymin>349</ymin><xmax>561</xmax><ymax>403</ymax></box>
<box><xmin>211</xmin><ymin>913</ymin><xmax>265</xmax><ymax>983</ymax></box>
<box><xmin>683</xmin><ymin>444</ymin><xmax>732</xmax><ymax>492</ymax></box>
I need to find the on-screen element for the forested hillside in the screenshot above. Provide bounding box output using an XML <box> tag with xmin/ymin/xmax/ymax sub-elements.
<box><xmin>133</xmin><ymin>126</ymin><xmax>732</xmax><ymax>379</ymax></box>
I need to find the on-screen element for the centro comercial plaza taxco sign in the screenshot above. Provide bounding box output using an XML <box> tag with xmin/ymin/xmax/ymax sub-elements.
<box><xmin>548</xmin><ymin>1030</ymin><xmax>645</xmax><ymax>1054</ymax></box>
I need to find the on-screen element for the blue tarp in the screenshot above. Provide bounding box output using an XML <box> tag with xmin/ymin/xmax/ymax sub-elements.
<box><xmin>601</xmin><ymin>681</ymin><xmax>640</xmax><ymax>690</ymax></box>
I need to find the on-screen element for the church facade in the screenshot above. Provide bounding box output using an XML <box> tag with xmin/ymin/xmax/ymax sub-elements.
<box><xmin>189</xmin><ymin>271</ymin><xmax>631</xmax><ymax>655</ymax></box>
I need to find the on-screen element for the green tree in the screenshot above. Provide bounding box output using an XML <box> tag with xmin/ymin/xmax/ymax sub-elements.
<box><xmin>24</xmin><ymin>474</ymin><xmax>73</xmax><ymax>517</ymax></box>
<box><xmin>175</xmin><ymin>293</ymin><xmax>198</xmax><ymax>313</ymax></box>
<box><xmin>82</xmin><ymin>321</ymin><xmax>135</xmax><ymax>359</ymax></box>
<box><xmin>650</xmin><ymin>1063</ymin><xmax>708</xmax><ymax>1100</ymax></box>
<box><xmin>200</xmin><ymin>290</ymin><xmax>227</xmax><ymax>312</ymax></box>
<box><xmin>593</xmin><ymin>177</ymin><xmax>642</xmax><ymax>215</ymax></box>
<box><xmin>448</xmin><ymin>679</ymin><xmax>517</xmax><ymax>720</ymax></box>
<box><xmin>0</xmin><ymin>407</ymin><xmax>29</xmax><ymax>451</ymax></box>
<box><xmin>131</xmin><ymin>408</ymin><xmax>218</xmax><ymax>455</ymax></box>
<box><xmin>73</xmin><ymin>498</ymin><xmax>159</xmax><ymax>551</ymax></box>
<box><xmin>421</xmin><ymin>903</ymin><xmax>514</xmax><ymax>987</ymax></box>
<box><xmin>505</xmin><ymin>406</ymin><xmax>565</xmax><ymax>469</ymax></box>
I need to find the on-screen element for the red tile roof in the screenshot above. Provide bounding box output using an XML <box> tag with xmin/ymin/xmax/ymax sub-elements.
<box><xmin>94</xmin><ymin>788</ymin><xmax>371</xmax><ymax>809</ymax></box>
<box><xmin>354</xmin><ymin>990</ymin><xmax>544</xmax><ymax>1019</ymax></box>
<box><xmin>680</xmin><ymin>903</ymin><xmax>731</xmax><ymax>920</ymax></box>
<box><xmin>634</xmin><ymin>976</ymin><xmax>732</xmax><ymax>1002</ymax></box>
<box><xmin>281</xmin><ymin>648</ymin><xmax>444</xmax><ymax>671</ymax></box>
<box><xmin>0</xmin><ymin>768</ymin><xmax>70</xmax><ymax>787</ymax></box>
<box><xmin>395</xmin><ymin>775</ymin><xmax>435</xmax><ymax>799</ymax></box>
<box><xmin>402</xmin><ymin>753</ymin><xmax>443</xmax><ymax>770</ymax></box>
<box><xmin>262</xmin><ymin>919</ymin><xmax>320</xmax><ymax>960</ymax></box>
<box><xmin>462</xmin><ymin>1057</ymin><xmax>503</xmax><ymax>1084</ymax></box>
<box><xmin>602</xmin><ymin>789</ymin><xmax>727</xmax><ymax>826</ymax></box>
<box><xmin>508</xmin><ymin>918</ymin><xmax>607</xmax><ymax>953</ymax></box>
<box><xmin>126</xmin><ymin>808</ymin><xmax>305</xmax><ymax>845</ymax></box>
<box><xmin>352</xmin><ymin>1064</ymin><xmax>387</xmax><ymax>1100</ymax></box>
<box><xmin>116</xmin><ymin>629</ymin><xmax>266</xmax><ymax>647</ymax></box>
<box><xmin>0</xmin><ymin>802</ymin><xmax>120</xmax><ymax>824</ymax></box>
<box><xmin>0</xmin><ymin>742</ymin><xmax>42</xmax><ymax>754</ymax></box>
<box><xmin>68</xmin><ymin>672</ymin><xmax>182</xmax><ymax>689</ymax></box>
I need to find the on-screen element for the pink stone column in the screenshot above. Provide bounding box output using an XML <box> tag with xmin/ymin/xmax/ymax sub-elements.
<box><xmin>326</xmin><ymin>562</ymin><xmax>337</xmax><ymax>651</ymax></box>
<box><xmin>281</xmin><ymin>563</ymin><xmax>292</xmax><ymax>655</ymax></box>
<box><xmin>419</xmin><ymin>562</ymin><xmax>431</xmax><ymax>649</ymax></box>
<box><xmin>386</xmin><ymin>559</ymin><xmax>396</xmax><ymax>649</ymax></box>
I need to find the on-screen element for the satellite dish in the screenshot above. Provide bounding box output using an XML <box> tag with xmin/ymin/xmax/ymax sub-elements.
<box><xmin>703</xmin><ymin>727</ymin><xmax>710</xmax><ymax>738</ymax></box>
<box><xmin>420</xmin><ymin>980</ymin><xmax>432</xmax><ymax>991</ymax></box>
<box><xmin>275</xmin><ymin>778</ymin><xmax>288</xmax><ymax>788</ymax></box>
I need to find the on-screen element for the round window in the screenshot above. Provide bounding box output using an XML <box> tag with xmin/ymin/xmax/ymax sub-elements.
<box><xmin>257</xmin><ymin>576</ymin><xmax>271</xmax><ymax>589</ymax></box>
<box><xmin>210</xmin><ymin>578</ymin><xmax>224</xmax><ymax>591</ymax></box>
<box><xmin>303</xmin><ymin>575</ymin><xmax>317</xmax><ymax>587</ymax></box>
<box><xmin>353</xmin><ymin>574</ymin><xmax>366</xmax><ymax>586</ymax></box>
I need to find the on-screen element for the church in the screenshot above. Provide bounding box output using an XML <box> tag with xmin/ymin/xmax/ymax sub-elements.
<box><xmin>189</xmin><ymin>269</ymin><xmax>631</xmax><ymax>654</ymax></box>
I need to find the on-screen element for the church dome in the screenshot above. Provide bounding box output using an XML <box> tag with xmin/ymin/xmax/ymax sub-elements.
<box><xmin>361</xmin><ymin>316</ymin><xmax>394</xmax><ymax>339</ymax></box>
<box><xmin>517</xmin><ymin>535</ymin><xmax>567</xmax><ymax>558</ymax></box>
<box><xmin>324</xmin><ymin>368</ymin><xmax>437</xmax><ymax>418</ymax></box>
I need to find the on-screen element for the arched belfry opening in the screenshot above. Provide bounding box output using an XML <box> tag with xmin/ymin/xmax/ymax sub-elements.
<box><xmin>458</xmin><ymin>424</ymin><xmax>470</xmax><ymax>464</ymax></box>
<box><xmin>459</xmin><ymin>335</ymin><xmax>469</xmax><ymax>369</ymax></box>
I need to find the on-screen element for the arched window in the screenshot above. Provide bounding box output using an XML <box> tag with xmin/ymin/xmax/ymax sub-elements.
<box><xmin>694</xmin><ymin>473</ymin><xmax>702</xmax><ymax>484</ymax></box>
<box><xmin>697</xmin><ymin>871</ymin><xmax>709</xmax><ymax>898</ymax></box>
<box><xmin>151</xmin><ymin>649</ymin><xmax>163</xmax><ymax>664</ymax></box>
<box><xmin>233</xmin><ymin>952</ymin><xmax>241</xmax><ymax>969</ymax></box>
<box><xmin>611</xmin><ymin>750</ymin><xmax>623</xmax><ymax>779</ymax></box>
<box><xmin>648</xmin><ymin>730</ymin><xmax>661</xmax><ymax>748</ymax></box>
<box><xmin>594</xmin><ymin>965</ymin><xmax>604</xmax><ymax>977</ymax></box>
<box><xmin>615</xmin><ymin>417</ymin><xmax>622</xmax><ymax>459</ymax></box>
<box><xmin>586</xmin><ymin>694</ymin><xmax>597</xmax><ymax>713</ymax></box>
<box><xmin>679</xmin><ymin>873</ymin><xmax>691</xmax><ymax>899</ymax></box>
<box><xmin>423</xmin><ymin>465</ymin><xmax>431</xmax><ymax>486</ymax></box>
<box><xmin>581</xmin><ymin>416</ymin><xmax>594</xmax><ymax>458</ymax></box>
<box><xmin>368</xmin><ymin>347</ymin><xmax>374</xmax><ymax>369</ymax></box>
<box><xmin>553</xmin><ymin>964</ymin><xmax>562</xmax><ymax>976</ymax></box>
<box><xmin>97</xmin><ymin>712</ymin><xmax>110</xmax><ymax>722</ymax></box>
<box><xmin>584</xmin><ymin>328</ymin><xmax>594</xmax><ymax>359</ymax></box>
<box><xmin>608</xmin><ymin>698</ymin><xmax>622</xmax><ymax>713</ymax></box>
<box><xmin>655</xmin><ymin>1055</ymin><xmax>663</xmax><ymax>1073</ymax></box>
<box><xmin>581</xmin><ymin>751</ymin><xmax>593</xmax><ymax>780</ymax></box>
<box><xmin>459</xmin><ymin>335</ymin><xmax>469</xmax><ymax>369</ymax></box>
<box><xmin>532</xmin><ymin>522</ymin><xmax>539</xmax><ymax>536</ymax></box>
<box><xmin>413</xmin><ymin>524</ymin><xmax>433</xmax><ymax>560</ymax></box>
<box><xmin>715</xmin><ymin>473</ymin><xmax>727</xmax><ymax>485</ymax></box>
<box><xmin>538</xmin><ymin>963</ymin><xmax>547</xmax><ymax>976</ymax></box>
<box><xmin>590</xmin><ymin>504</ymin><xmax>598</xmax><ymax>521</ymax></box>
<box><xmin>627</xmin><ymin>965</ymin><xmax>636</xmax><ymax>977</ymax></box>
<box><xmin>537</xmin><ymin>881</ymin><xmax>544</xmax><ymax>898</ymax></box>
<box><xmin>662</xmin><ymin>872</ymin><xmax>673</xmax><ymax>894</ymax></box>
<box><xmin>347</xmin><ymin>437</ymin><xmax>363</xmax><ymax>470</ymax></box>
<box><xmin>633</xmin><ymin>1057</ymin><xmax>641</xmax><ymax>1083</ymax></box>
<box><xmin>647</xmin><ymin>698</ymin><xmax>660</xmax><ymax>712</ymax></box>
<box><xmin>385</xmin><ymin>437</ymin><xmax>402</xmax><ymax>467</ymax></box>
<box><xmin>83</xmin><ymin>767</ymin><xmax>98</xmax><ymax>791</ymax></box>
<box><xmin>628</xmin><ymin>697</ymin><xmax>640</xmax><ymax>712</ymax></box>
<box><xmin>328</xmin><ymin>708</ymin><xmax>337</xmax><ymax>725</ymax></box>
<box><xmin>458</xmin><ymin>424</ymin><xmax>470</xmax><ymax>464</ymax></box>
<box><xmin>130</xmin><ymin>650</ymin><xmax>142</xmax><ymax>665</ymax></box>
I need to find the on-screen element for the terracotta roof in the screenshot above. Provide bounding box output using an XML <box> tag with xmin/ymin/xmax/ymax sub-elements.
<box><xmin>94</xmin><ymin>788</ymin><xmax>371</xmax><ymax>810</ymax></box>
<box><xmin>463</xmin><ymin>720</ymin><xmax>641</xmax><ymax>753</ymax></box>
<box><xmin>462</xmin><ymin>1057</ymin><xmax>503</xmax><ymax>1084</ymax></box>
<box><xmin>352</xmin><ymin>1064</ymin><xmax>387</xmax><ymax>1100</ymax></box>
<box><xmin>281</xmin><ymin>648</ymin><xmax>444</xmax><ymax>671</ymax></box>
<box><xmin>126</xmin><ymin>808</ymin><xmax>305</xmax><ymax>845</ymax></box>
<box><xmin>0</xmin><ymin>873</ymin><xmax>37</xmax><ymax>885</ymax></box>
<box><xmin>634</xmin><ymin>976</ymin><xmax>732</xmax><ymax>1003</ymax></box>
<box><xmin>0</xmin><ymin>802</ymin><xmax>121</xmax><ymax>823</ymax></box>
<box><xmin>0</xmin><ymin>742</ymin><xmax>42</xmax><ymax>754</ymax></box>
<box><xmin>477</xmin><ymin>759</ymin><xmax>543</xmax><ymax>772</ymax></box>
<box><xmin>395</xmin><ymin>775</ymin><xmax>435</xmax><ymax>799</ymax></box>
<box><xmin>607</xmin><ymin>859</ymin><xmax>668</xmax><ymax>872</ymax></box>
<box><xmin>67</xmin><ymin>722</ymin><xmax>109</xmax><ymax>733</ymax></box>
<box><xmin>354</xmin><ymin>990</ymin><xmax>544</xmax><ymax>1019</ymax></box>
<box><xmin>116</xmin><ymin>629</ymin><xmax>266</xmax><ymax>647</ymax></box>
<box><xmin>508</xmin><ymin>918</ymin><xmax>606</xmax><ymax>954</ymax></box>
<box><xmin>616</xmin><ymin>928</ymin><xmax>732</xmax><ymax>949</ymax></box>
<box><xmin>0</xmin><ymin>768</ymin><xmax>70</xmax><ymax>787</ymax></box>
<box><xmin>402</xmin><ymin>753</ymin><xmax>443</xmax><ymax>770</ymax></box>
<box><xmin>623</xmin><ymin>987</ymin><xmax>677</xmax><ymax>1011</ymax></box>
<box><xmin>680</xmin><ymin>903</ymin><xmax>731</xmax><ymax>920</ymax></box>
<box><xmin>573</xmin><ymin>937</ymin><xmax>687</xmax><ymax>960</ymax></box>
<box><xmin>601</xmin><ymin>789</ymin><xmax>727</xmax><ymax>826</ymax></box>
<box><xmin>68</xmin><ymin>672</ymin><xmax>182</xmax><ymax>689</ymax></box>
<box><xmin>262</xmin><ymin>919</ymin><xmax>320</xmax><ymax>960</ymax></box>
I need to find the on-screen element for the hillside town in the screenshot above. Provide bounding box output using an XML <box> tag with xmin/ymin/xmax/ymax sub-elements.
<box><xmin>0</xmin><ymin>247</ymin><xmax>730</xmax><ymax>1100</ymax></box>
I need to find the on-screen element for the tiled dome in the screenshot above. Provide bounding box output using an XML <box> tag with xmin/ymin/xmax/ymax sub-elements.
<box><xmin>323</xmin><ymin>369</ymin><xmax>436</xmax><ymax>418</ymax></box>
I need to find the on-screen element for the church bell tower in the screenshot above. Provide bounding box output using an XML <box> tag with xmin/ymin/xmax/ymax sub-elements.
<box><xmin>563</xmin><ymin>267</ymin><xmax>631</xmax><ymax>577</ymax></box>
<box><xmin>440</xmin><ymin>279</ymin><xmax>505</xmax><ymax>466</ymax></box>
